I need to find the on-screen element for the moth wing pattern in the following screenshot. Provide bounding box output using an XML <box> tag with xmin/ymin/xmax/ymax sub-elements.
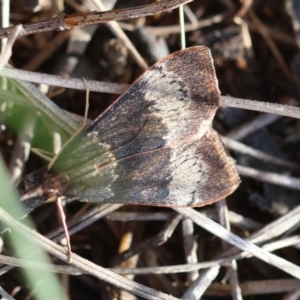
<box><xmin>20</xmin><ymin>46</ymin><xmax>240</xmax><ymax>208</ymax></box>
<box><xmin>64</xmin><ymin>127</ymin><xmax>240</xmax><ymax>207</ymax></box>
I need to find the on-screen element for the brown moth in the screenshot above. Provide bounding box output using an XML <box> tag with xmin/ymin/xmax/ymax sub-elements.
<box><xmin>19</xmin><ymin>46</ymin><xmax>240</xmax><ymax>214</ymax></box>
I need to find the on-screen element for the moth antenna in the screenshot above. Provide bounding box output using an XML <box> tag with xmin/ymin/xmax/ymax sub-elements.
<box><xmin>48</xmin><ymin>77</ymin><xmax>90</xmax><ymax>171</ymax></box>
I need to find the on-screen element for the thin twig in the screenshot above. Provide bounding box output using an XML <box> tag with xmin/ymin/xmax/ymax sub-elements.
<box><xmin>0</xmin><ymin>66</ymin><xmax>128</xmax><ymax>94</ymax></box>
<box><xmin>216</xmin><ymin>200</ymin><xmax>242</xmax><ymax>300</ymax></box>
<box><xmin>3</xmin><ymin>233</ymin><xmax>300</xmax><ymax>277</ymax></box>
<box><xmin>0</xmin><ymin>0</ymin><xmax>9</xmax><ymax>51</ymax></box>
<box><xmin>9</xmin><ymin>77</ymin><xmax>80</xmax><ymax>135</ymax></box>
<box><xmin>236</xmin><ymin>165</ymin><xmax>300</xmax><ymax>191</ymax></box>
<box><xmin>2</xmin><ymin>68</ymin><xmax>300</xmax><ymax>121</ymax></box>
<box><xmin>0</xmin><ymin>204</ymin><xmax>123</xmax><ymax>277</ymax></box>
<box><xmin>0</xmin><ymin>0</ymin><xmax>192</xmax><ymax>39</ymax></box>
<box><xmin>182</xmin><ymin>218</ymin><xmax>198</xmax><ymax>281</ymax></box>
<box><xmin>0</xmin><ymin>24</ymin><xmax>22</xmax><ymax>70</ymax></box>
<box><xmin>0</xmin><ymin>206</ymin><xmax>180</xmax><ymax>300</ymax></box>
<box><xmin>8</xmin><ymin>112</ymin><xmax>36</xmax><ymax>185</ymax></box>
<box><xmin>221</xmin><ymin>95</ymin><xmax>300</xmax><ymax>119</ymax></box>
<box><xmin>0</xmin><ymin>285</ymin><xmax>15</xmax><ymax>300</ymax></box>
<box><xmin>182</xmin><ymin>266</ymin><xmax>220</xmax><ymax>299</ymax></box>
<box><xmin>174</xmin><ymin>208</ymin><xmax>300</xmax><ymax>279</ymax></box>
<box><xmin>222</xmin><ymin>136</ymin><xmax>299</xmax><ymax>171</ymax></box>
<box><xmin>226</xmin><ymin>113</ymin><xmax>282</xmax><ymax>140</ymax></box>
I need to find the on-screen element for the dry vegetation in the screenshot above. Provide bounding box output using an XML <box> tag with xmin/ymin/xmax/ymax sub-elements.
<box><xmin>1</xmin><ymin>0</ymin><xmax>300</xmax><ymax>299</ymax></box>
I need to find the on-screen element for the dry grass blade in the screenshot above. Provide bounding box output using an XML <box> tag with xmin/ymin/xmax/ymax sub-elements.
<box><xmin>9</xmin><ymin>76</ymin><xmax>80</xmax><ymax>134</ymax></box>
<box><xmin>0</xmin><ymin>66</ymin><xmax>128</xmax><ymax>94</ymax></box>
<box><xmin>0</xmin><ymin>24</ymin><xmax>22</xmax><ymax>70</ymax></box>
<box><xmin>2</xmin><ymin>67</ymin><xmax>300</xmax><ymax>121</ymax></box>
<box><xmin>0</xmin><ymin>206</ymin><xmax>180</xmax><ymax>300</ymax></box>
<box><xmin>2</xmin><ymin>1</ymin><xmax>300</xmax><ymax>299</ymax></box>
<box><xmin>221</xmin><ymin>95</ymin><xmax>300</xmax><ymax>119</ymax></box>
<box><xmin>236</xmin><ymin>165</ymin><xmax>300</xmax><ymax>190</ymax></box>
<box><xmin>174</xmin><ymin>208</ymin><xmax>300</xmax><ymax>279</ymax></box>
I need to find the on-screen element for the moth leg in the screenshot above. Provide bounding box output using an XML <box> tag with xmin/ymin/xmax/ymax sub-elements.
<box><xmin>57</xmin><ymin>196</ymin><xmax>72</xmax><ymax>263</ymax></box>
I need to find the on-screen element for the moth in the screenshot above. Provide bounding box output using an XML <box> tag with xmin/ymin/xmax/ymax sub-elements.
<box><xmin>19</xmin><ymin>46</ymin><xmax>240</xmax><ymax>213</ymax></box>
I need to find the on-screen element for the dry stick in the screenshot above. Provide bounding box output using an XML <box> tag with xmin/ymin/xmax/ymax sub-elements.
<box><xmin>82</xmin><ymin>77</ymin><xmax>90</xmax><ymax>126</ymax></box>
<box><xmin>216</xmin><ymin>200</ymin><xmax>242</xmax><ymax>300</ymax></box>
<box><xmin>2</xmin><ymin>67</ymin><xmax>300</xmax><ymax>120</ymax></box>
<box><xmin>262</xmin><ymin>235</ymin><xmax>300</xmax><ymax>253</ymax></box>
<box><xmin>246</xmin><ymin>204</ymin><xmax>300</xmax><ymax>245</ymax></box>
<box><xmin>2</xmin><ymin>68</ymin><xmax>300</xmax><ymax>122</ymax></box>
<box><xmin>0</xmin><ymin>286</ymin><xmax>15</xmax><ymax>300</ymax></box>
<box><xmin>226</xmin><ymin>113</ymin><xmax>282</xmax><ymax>140</ymax></box>
<box><xmin>236</xmin><ymin>165</ymin><xmax>300</xmax><ymax>190</ymax></box>
<box><xmin>108</xmin><ymin>210</ymin><xmax>263</xmax><ymax>231</ymax></box>
<box><xmin>204</xmin><ymin>204</ymin><xmax>300</xmax><ymax>273</ymax></box>
<box><xmin>208</xmin><ymin>279</ymin><xmax>300</xmax><ymax>297</ymax></box>
<box><xmin>119</xmin><ymin>18</ymin><xmax>296</xmax><ymax>47</ymax></box>
<box><xmin>126</xmin><ymin>0</ymin><xmax>236</xmax><ymax>35</ymax></box>
<box><xmin>111</xmin><ymin>231</ymin><xmax>300</xmax><ymax>275</ymax></box>
<box><xmin>182</xmin><ymin>218</ymin><xmax>198</xmax><ymax>281</ymax></box>
<box><xmin>120</xmin><ymin>9</ymin><xmax>234</xmax><ymax>36</ymax></box>
<box><xmin>226</xmin><ymin>210</ymin><xmax>262</xmax><ymax>231</ymax></box>
<box><xmin>235</xmin><ymin>0</ymin><xmax>253</xmax><ymax>18</ymax></box>
<box><xmin>113</xmin><ymin>234</ymin><xmax>300</xmax><ymax>275</ymax></box>
<box><xmin>0</xmin><ymin>66</ymin><xmax>128</xmax><ymax>94</ymax></box>
<box><xmin>0</xmin><ymin>24</ymin><xmax>22</xmax><ymax>70</ymax></box>
<box><xmin>0</xmin><ymin>207</ymin><xmax>179</xmax><ymax>300</ymax></box>
<box><xmin>0</xmin><ymin>254</ymin><xmax>236</xmax><ymax>276</ymax></box>
<box><xmin>0</xmin><ymin>0</ymin><xmax>9</xmax><ymax>91</ymax></box>
<box><xmin>184</xmin><ymin>201</ymin><xmax>242</xmax><ymax>300</ymax></box>
<box><xmin>108</xmin><ymin>212</ymin><xmax>171</xmax><ymax>222</ymax></box>
<box><xmin>10</xmin><ymin>77</ymin><xmax>79</xmax><ymax>135</ymax></box>
<box><xmin>11</xmin><ymin>193</ymin><xmax>300</xmax><ymax>274</ymax></box>
<box><xmin>0</xmin><ymin>204</ymin><xmax>123</xmax><ymax>277</ymax></box>
<box><xmin>221</xmin><ymin>136</ymin><xmax>299</xmax><ymax>171</ymax></box>
<box><xmin>8</xmin><ymin>112</ymin><xmax>36</xmax><ymax>184</ymax></box>
<box><xmin>182</xmin><ymin>266</ymin><xmax>220</xmax><ymax>299</ymax></box>
<box><xmin>174</xmin><ymin>208</ymin><xmax>300</xmax><ymax>279</ymax></box>
<box><xmin>221</xmin><ymin>95</ymin><xmax>300</xmax><ymax>119</ymax></box>
<box><xmin>0</xmin><ymin>254</ymin><xmax>82</xmax><ymax>275</ymax></box>
<box><xmin>234</xmin><ymin>17</ymin><xmax>253</xmax><ymax>59</ymax></box>
<box><xmin>183</xmin><ymin>5</ymin><xmax>199</xmax><ymax>24</ymax></box>
<box><xmin>0</xmin><ymin>0</ymin><xmax>192</xmax><ymax>39</ymax></box>
<box><xmin>2</xmin><ymin>234</ymin><xmax>300</xmax><ymax>277</ymax></box>
<box><xmin>0</xmin><ymin>0</ymin><xmax>9</xmax><ymax>51</ymax></box>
